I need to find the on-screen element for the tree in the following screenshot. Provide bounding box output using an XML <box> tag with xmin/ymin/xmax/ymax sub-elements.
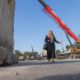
<box><xmin>66</xmin><ymin>45</ymin><xmax>70</xmax><ymax>53</ymax></box>
<box><xmin>15</xmin><ymin>50</ymin><xmax>23</xmax><ymax>58</ymax></box>
<box><xmin>23</xmin><ymin>51</ymin><xmax>33</xmax><ymax>59</ymax></box>
<box><xmin>23</xmin><ymin>51</ymin><xmax>39</xmax><ymax>60</ymax></box>
<box><xmin>56</xmin><ymin>50</ymin><xmax>61</xmax><ymax>54</ymax></box>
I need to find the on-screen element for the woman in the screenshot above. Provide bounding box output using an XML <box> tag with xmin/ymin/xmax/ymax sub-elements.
<box><xmin>44</xmin><ymin>30</ymin><xmax>61</xmax><ymax>62</ymax></box>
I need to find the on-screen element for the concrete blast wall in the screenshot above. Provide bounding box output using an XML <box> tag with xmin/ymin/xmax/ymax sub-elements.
<box><xmin>0</xmin><ymin>0</ymin><xmax>18</xmax><ymax>65</ymax></box>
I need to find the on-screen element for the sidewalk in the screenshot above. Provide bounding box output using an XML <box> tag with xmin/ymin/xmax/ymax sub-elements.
<box><xmin>0</xmin><ymin>60</ymin><xmax>80</xmax><ymax>80</ymax></box>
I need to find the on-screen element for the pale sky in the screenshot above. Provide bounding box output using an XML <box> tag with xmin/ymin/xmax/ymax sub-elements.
<box><xmin>14</xmin><ymin>0</ymin><xmax>80</xmax><ymax>52</ymax></box>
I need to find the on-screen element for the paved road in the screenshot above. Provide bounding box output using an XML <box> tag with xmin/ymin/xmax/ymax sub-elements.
<box><xmin>0</xmin><ymin>59</ymin><xmax>80</xmax><ymax>80</ymax></box>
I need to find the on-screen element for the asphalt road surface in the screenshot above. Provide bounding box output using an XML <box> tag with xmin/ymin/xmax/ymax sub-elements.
<box><xmin>0</xmin><ymin>59</ymin><xmax>80</xmax><ymax>80</ymax></box>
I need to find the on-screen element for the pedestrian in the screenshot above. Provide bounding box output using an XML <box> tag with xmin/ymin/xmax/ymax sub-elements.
<box><xmin>43</xmin><ymin>30</ymin><xmax>61</xmax><ymax>62</ymax></box>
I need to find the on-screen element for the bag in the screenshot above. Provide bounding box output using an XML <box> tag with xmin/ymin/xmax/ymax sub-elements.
<box><xmin>43</xmin><ymin>42</ymin><xmax>48</xmax><ymax>50</ymax></box>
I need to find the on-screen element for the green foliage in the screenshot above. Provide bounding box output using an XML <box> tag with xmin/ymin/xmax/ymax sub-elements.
<box><xmin>15</xmin><ymin>50</ymin><xmax>39</xmax><ymax>59</ymax></box>
<box><xmin>15</xmin><ymin>50</ymin><xmax>23</xmax><ymax>57</ymax></box>
<box><xmin>56</xmin><ymin>50</ymin><xmax>61</xmax><ymax>54</ymax></box>
<box><xmin>24</xmin><ymin>51</ymin><xmax>33</xmax><ymax>57</ymax></box>
<box><xmin>23</xmin><ymin>51</ymin><xmax>38</xmax><ymax>58</ymax></box>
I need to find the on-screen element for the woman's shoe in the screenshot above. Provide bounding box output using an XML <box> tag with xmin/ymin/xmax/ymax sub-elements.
<box><xmin>48</xmin><ymin>59</ymin><xmax>51</xmax><ymax>62</ymax></box>
<box><xmin>51</xmin><ymin>58</ymin><xmax>55</xmax><ymax>62</ymax></box>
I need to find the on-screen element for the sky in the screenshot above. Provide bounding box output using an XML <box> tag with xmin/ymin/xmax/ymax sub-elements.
<box><xmin>14</xmin><ymin>0</ymin><xmax>80</xmax><ymax>52</ymax></box>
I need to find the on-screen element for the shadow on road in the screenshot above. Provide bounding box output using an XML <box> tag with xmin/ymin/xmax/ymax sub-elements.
<box><xmin>1</xmin><ymin>59</ymin><xmax>80</xmax><ymax>68</ymax></box>
<box><xmin>36</xmin><ymin>73</ymin><xmax>80</xmax><ymax>80</ymax></box>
